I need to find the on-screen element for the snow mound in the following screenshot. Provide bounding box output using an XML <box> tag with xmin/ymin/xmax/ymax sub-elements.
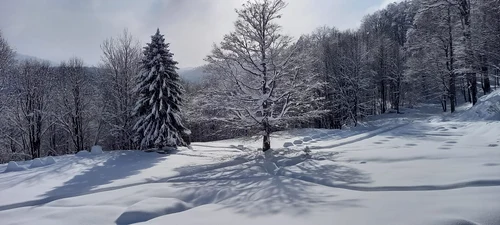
<box><xmin>91</xmin><ymin>145</ymin><xmax>103</xmax><ymax>154</ymax></box>
<box><xmin>30</xmin><ymin>158</ymin><xmax>45</xmax><ymax>168</ymax></box>
<box><xmin>4</xmin><ymin>161</ymin><xmax>26</xmax><ymax>172</ymax></box>
<box><xmin>115</xmin><ymin>198</ymin><xmax>191</xmax><ymax>224</ymax></box>
<box><xmin>459</xmin><ymin>89</ymin><xmax>500</xmax><ymax>120</ymax></box>
<box><xmin>303</xmin><ymin>136</ymin><xmax>313</xmax><ymax>142</ymax></box>
<box><xmin>76</xmin><ymin>150</ymin><xmax>90</xmax><ymax>156</ymax></box>
<box><xmin>44</xmin><ymin>156</ymin><xmax>56</xmax><ymax>165</ymax></box>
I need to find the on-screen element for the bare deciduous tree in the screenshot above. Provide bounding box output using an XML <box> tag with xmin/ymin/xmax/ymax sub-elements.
<box><xmin>6</xmin><ymin>60</ymin><xmax>52</xmax><ymax>159</ymax></box>
<box><xmin>205</xmin><ymin>0</ymin><xmax>323</xmax><ymax>151</ymax></box>
<box><xmin>53</xmin><ymin>58</ymin><xmax>96</xmax><ymax>153</ymax></box>
<box><xmin>100</xmin><ymin>29</ymin><xmax>141</xmax><ymax>150</ymax></box>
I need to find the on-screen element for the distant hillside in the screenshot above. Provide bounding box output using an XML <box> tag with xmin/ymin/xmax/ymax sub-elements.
<box><xmin>178</xmin><ymin>66</ymin><xmax>208</xmax><ymax>83</ymax></box>
<box><xmin>14</xmin><ymin>53</ymin><xmax>58</xmax><ymax>66</ymax></box>
<box><xmin>13</xmin><ymin>53</ymin><xmax>208</xmax><ymax>83</ymax></box>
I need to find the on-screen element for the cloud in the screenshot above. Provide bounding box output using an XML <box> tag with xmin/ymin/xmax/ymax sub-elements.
<box><xmin>366</xmin><ymin>0</ymin><xmax>405</xmax><ymax>13</ymax></box>
<box><xmin>0</xmin><ymin>0</ymin><xmax>395</xmax><ymax>68</ymax></box>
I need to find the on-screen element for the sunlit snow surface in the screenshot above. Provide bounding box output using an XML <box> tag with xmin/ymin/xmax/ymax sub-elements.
<box><xmin>1</xmin><ymin>92</ymin><xmax>500</xmax><ymax>225</ymax></box>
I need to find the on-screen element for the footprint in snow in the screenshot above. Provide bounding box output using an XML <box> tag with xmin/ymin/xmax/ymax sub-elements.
<box><xmin>302</xmin><ymin>137</ymin><xmax>313</xmax><ymax>142</ymax></box>
<box><xmin>445</xmin><ymin>141</ymin><xmax>458</xmax><ymax>144</ymax></box>
<box><xmin>405</xmin><ymin>143</ymin><xmax>417</xmax><ymax>147</ymax></box>
<box><xmin>283</xmin><ymin>142</ymin><xmax>294</xmax><ymax>148</ymax></box>
<box><xmin>488</xmin><ymin>144</ymin><xmax>499</xmax><ymax>147</ymax></box>
<box><xmin>293</xmin><ymin>140</ymin><xmax>303</xmax><ymax>145</ymax></box>
<box><xmin>373</xmin><ymin>142</ymin><xmax>383</xmax><ymax>145</ymax></box>
<box><xmin>438</xmin><ymin>147</ymin><xmax>451</xmax><ymax>150</ymax></box>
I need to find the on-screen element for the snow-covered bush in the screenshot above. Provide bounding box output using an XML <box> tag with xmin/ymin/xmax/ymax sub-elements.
<box><xmin>44</xmin><ymin>156</ymin><xmax>56</xmax><ymax>165</ymax></box>
<box><xmin>4</xmin><ymin>161</ymin><xmax>25</xmax><ymax>172</ymax></box>
<box><xmin>91</xmin><ymin>145</ymin><xmax>103</xmax><ymax>154</ymax></box>
<box><xmin>76</xmin><ymin>150</ymin><xmax>90</xmax><ymax>156</ymax></box>
<box><xmin>30</xmin><ymin>158</ymin><xmax>45</xmax><ymax>168</ymax></box>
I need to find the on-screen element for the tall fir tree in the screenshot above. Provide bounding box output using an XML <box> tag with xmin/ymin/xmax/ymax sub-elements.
<box><xmin>133</xmin><ymin>29</ymin><xmax>188</xmax><ymax>150</ymax></box>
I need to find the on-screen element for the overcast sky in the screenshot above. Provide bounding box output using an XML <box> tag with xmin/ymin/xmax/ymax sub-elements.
<box><xmin>0</xmin><ymin>0</ymin><xmax>401</xmax><ymax>68</ymax></box>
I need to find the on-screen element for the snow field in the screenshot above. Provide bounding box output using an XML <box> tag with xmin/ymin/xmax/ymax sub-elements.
<box><xmin>1</xmin><ymin>100</ymin><xmax>500</xmax><ymax>225</ymax></box>
<box><xmin>76</xmin><ymin>150</ymin><xmax>90</xmax><ymax>156</ymax></box>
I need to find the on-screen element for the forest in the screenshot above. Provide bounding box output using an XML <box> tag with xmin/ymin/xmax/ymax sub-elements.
<box><xmin>0</xmin><ymin>0</ymin><xmax>499</xmax><ymax>162</ymax></box>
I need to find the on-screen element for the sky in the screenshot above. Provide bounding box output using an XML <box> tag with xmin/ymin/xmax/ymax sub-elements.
<box><xmin>0</xmin><ymin>0</ymin><xmax>402</xmax><ymax>68</ymax></box>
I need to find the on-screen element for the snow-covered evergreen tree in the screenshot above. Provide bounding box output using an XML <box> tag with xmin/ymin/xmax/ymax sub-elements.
<box><xmin>133</xmin><ymin>29</ymin><xmax>188</xmax><ymax>150</ymax></box>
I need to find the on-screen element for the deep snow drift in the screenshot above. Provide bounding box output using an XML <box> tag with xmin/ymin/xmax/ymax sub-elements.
<box><xmin>1</xmin><ymin>99</ymin><xmax>500</xmax><ymax>225</ymax></box>
<box><xmin>459</xmin><ymin>88</ymin><xmax>500</xmax><ymax>120</ymax></box>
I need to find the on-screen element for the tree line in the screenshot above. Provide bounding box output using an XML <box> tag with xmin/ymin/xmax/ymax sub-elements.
<box><xmin>187</xmin><ymin>0</ymin><xmax>500</xmax><ymax>148</ymax></box>
<box><xmin>1</xmin><ymin>0</ymin><xmax>499</xmax><ymax>160</ymax></box>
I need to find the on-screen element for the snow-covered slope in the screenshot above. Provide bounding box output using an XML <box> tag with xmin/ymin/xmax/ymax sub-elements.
<box><xmin>1</xmin><ymin>104</ymin><xmax>499</xmax><ymax>225</ymax></box>
<box><xmin>458</xmin><ymin>89</ymin><xmax>500</xmax><ymax>121</ymax></box>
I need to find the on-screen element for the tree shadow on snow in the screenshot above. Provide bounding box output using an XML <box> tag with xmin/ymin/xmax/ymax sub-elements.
<box><xmin>0</xmin><ymin>151</ymin><xmax>166</xmax><ymax>212</ymax></box>
<box><xmin>40</xmin><ymin>151</ymin><xmax>165</xmax><ymax>200</ymax></box>
<box><xmin>167</xmin><ymin>155</ymin><xmax>370</xmax><ymax>217</ymax></box>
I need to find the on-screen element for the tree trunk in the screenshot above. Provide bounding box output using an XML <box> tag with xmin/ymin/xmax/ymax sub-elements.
<box><xmin>262</xmin><ymin>121</ymin><xmax>271</xmax><ymax>152</ymax></box>
<box><xmin>447</xmin><ymin>6</ymin><xmax>456</xmax><ymax>113</ymax></box>
<box><xmin>468</xmin><ymin>73</ymin><xmax>477</xmax><ymax>104</ymax></box>
<box><xmin>495</xmin><ymin>68</ymin><xmax>499</xmax><ymax>89</ymax></box>
<box><xmin>467</xmin><ymin>82</ymin><xmax>471</xmax><ymax>103</ymax></box>
<box><xmin>395</xmin><ymin>73</ymin><xmax>401</xmax><ymax>114</ymax></box>
<box><xmin>442</xmin><ymin>95</ymin><xmax>447</xmax><ymax>112</ymax></box>
<box><xmin>261</xmin><ymin>25</ymin><xmax>270</xmax><ymax>152</ymax></box>
<box><xmin>461</xmin><ymin>0</ymin><xmax>477</xmax><ymax>105</ymax></box>
<box><xmin>481</xmin><ymin>60</ymin><xmax>491</xmax><ymax>94</ymax></box>
<box><xmin>381</xmin><ymin>80</ymin><xmax>386</xmax><ymax>113</ymax></box>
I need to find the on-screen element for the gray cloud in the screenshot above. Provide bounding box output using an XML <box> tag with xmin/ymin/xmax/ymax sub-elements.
<box><xmin>0</xmin><ymin>0</ymin><xmax>396</xmax><ymax>68</ymax></box>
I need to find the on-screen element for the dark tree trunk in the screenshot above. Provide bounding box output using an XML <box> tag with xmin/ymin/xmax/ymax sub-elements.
<box><xmin>462</xmin><ymin>78</ymin><xmax>467</xmax><ymax>102</ymax></box>
<box><xmin>481</xmin><ymin>59</ymin><xmax>491</xmax><ymax>94</ymax></box>
<box><xmin>395</xmin><ymin>74</ymin><xmax>401</xmax><ymax>114</ymax></box>
<box><xmin>262</xmin><ymin>121</ymin><xmax>271</xmax><ymax>152</ymax></box>
<box><xmin>468</xmin><ymin>73</ymin><xmax>477</xmax><ymax>105</ymax></box>
<box><xmin>460</xmin><ymin>0</ymin><xmax>476</xmax><ymax>105</ymax></box>
<box><xmin>381</xmin><ymin>80</ymin><xmax>386</xmax><ymax>114</ymax></box>
<box><xmin>495</xmin><ymin>68</ymin><xmax>499</xmax><ymax>89</ymax></box>
<box><xmin>261</xmin><ymin>31</ymin><xmax>270</xmax><ymax>152</ymax></box>
<box><xmin>447</xmin><ymin>7</ymin><xmax>456</xmax><ymax>113</ymax></box>
<box><xmin>442</xmin><ymin>95</ymin><xmax>447</xmax><ymax>112</ymax></box>
<box><xmin>467</xmin><ymin>80</ymin><xmax>471</xmax><ymax>103</ymax></box>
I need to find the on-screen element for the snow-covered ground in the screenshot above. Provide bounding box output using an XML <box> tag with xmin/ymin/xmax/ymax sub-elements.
<box><xmin>1</xmin><ymin>92</ymin><xmax>500</xmax><ymax>225</ymax></box>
